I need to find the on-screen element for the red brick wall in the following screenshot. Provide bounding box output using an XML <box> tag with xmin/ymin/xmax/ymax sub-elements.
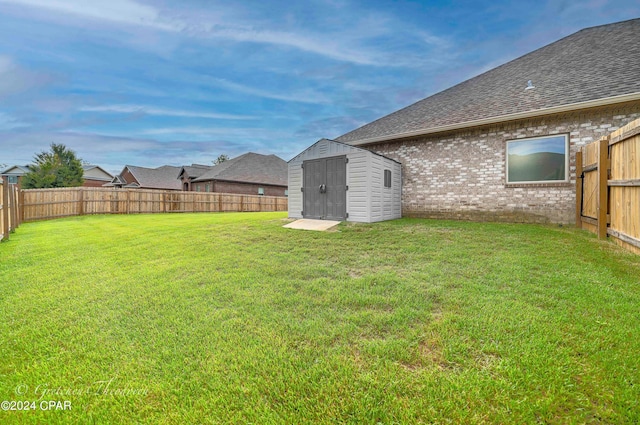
<box><xmin>82</xmin><ymin>179</ymin><xmax>110</xmax><ymax>188</ymax></box>
<box><xmin>121</xmin><ymin>168</ymin><xmax>138</xmax><ymax>185</ymax></box>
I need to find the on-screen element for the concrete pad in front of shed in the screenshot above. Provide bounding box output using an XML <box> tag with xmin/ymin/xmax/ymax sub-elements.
<box><xmin>283</xmin><ymin>219</ymin><xmax>341</xmax><ymax>231</ymax></box>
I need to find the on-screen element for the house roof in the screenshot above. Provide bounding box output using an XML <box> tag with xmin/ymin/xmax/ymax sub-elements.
<box><xmin>1</xmin><ymin>165</ymin><xmax>31</xmax><ymax>176</ymax></box>
<box><xmin>337</xmin><ymin>18</ymin><xmax>640</xmax><ymax>146</ymax></box>
<box><xmin>177</xmin><ymin>164</ymin><xmax>213</xmax><ymax>180</ymax></box>
<box><xmin>82</xmin><ymin>165</ymin><xmax>114</xmax><ymax>181</ymax></box>
<box><xmin>122</xmin><ymin>165</ymin><xmax>182</xmax><ymax>190</ymax></box>
<box><xmin>193</xmin><ymin>153</ymin><xmax>288</xmax><ymax>186</ymax></box>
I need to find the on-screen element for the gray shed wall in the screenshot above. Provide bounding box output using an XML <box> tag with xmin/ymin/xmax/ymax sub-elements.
<box><xmin>288</xmin><ymin>139</ymin><xmax>401</xmax><ymax>223</ymax></box>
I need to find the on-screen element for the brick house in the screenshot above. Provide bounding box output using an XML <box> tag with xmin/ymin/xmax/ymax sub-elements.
<box><xmin>179</xmin><ymin>153</ymin><xmax>288</xmax><ymax>196</ymax></box>
<box><xmin>2</xmin><ymin>164</ymin><xmax>113</xmax><ymax>188</ymax></box>
<box><xmin>176</xmin><ymin>164</ymin><xmax>213</xmax><ymax>191</ymax></box>
<box><xmin>1</xmin><ymin>165</ymin><xmax>31</xmax><ymax>188</ymax></box>
<box><xmin>105</xmin><ymin>165</ymin><xmax>182</xmax><ymax>190</ymax></box>
<box><xmin>336</xmin><ymin>18</ymin><xmax>640</xmax><ymax>224</ymax></box>
<box><xmin>81</xmin><ymin>165</ymin><xmax>114</xmax><ymax>188</ymax></box>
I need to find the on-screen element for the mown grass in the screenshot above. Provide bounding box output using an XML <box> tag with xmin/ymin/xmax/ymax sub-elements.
<box><xmin>0</xmin><ymin>212</ymin><xmax>639</xmax><ymax>424</ymax></box>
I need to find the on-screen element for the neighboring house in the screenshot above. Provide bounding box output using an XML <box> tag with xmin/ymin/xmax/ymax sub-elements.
<box><xmin>335</xmin><ymin>18</ymin><xmax>640</xmax><ymax>224</ymax></box>
<box><xmin>2</xmin><ymin>164</ymin><xmax>113</xmax><ymax>188</ymax></box>
<box><xmin>82</xmin><ymin>165</ymin><xmax>114</xmax><ymax>188</ymax></box>
<box><xmin>176</xmin><ymin>164</ymin><xmax>213</xmax><ymax>191</ymax></box>
<box><xmin>1</xmin><ymin>165</ymin><xmax>31</xmax><ymax>188</ymax></box>
<box><xmin>288</xmin><ymin>139</ymin><xmax>401</xmax><ymax>222</ymax></box>
<box><xmin>184</xmin><ymin>153</ymin><xmax>288</xmax><ymax>196</ymax></box>
<box><xmin>105</xmin><ymin>165</ymin><xmax>182</xmax><ymax>190</ymax></box>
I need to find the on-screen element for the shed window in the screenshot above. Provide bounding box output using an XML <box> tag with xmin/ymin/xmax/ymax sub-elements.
<box><xmin>7</xmin><ymin>176</ymin><xmax>18</xmax><ymax>184</ymax></box>
<box><xmin>258</xmin><ymin>187</ymin><xmax>264</xmax><ymax>195</ymax></box>
<box><xmin>384</xmin><ymin>169</ymin><xmax>392</xmax><ymax>188</ymax></box>
<box><xmin>284</xmin><ymin>189</ymin><xmax>288</xmax><ymax>197</ymax></box>
<box><xmin>196</xmin><ymin>185</ymin><xmax>201</xmax><ymax>192</ymax></box>
<box><xmin>506</xmin><ymin>134</ymin><xmax>569</xmax><ymax>184</ymax></box>
<box><xmin>205</xmin><ymin>183</ymin><xmax>210</xmax><ymax>192</ymax></box>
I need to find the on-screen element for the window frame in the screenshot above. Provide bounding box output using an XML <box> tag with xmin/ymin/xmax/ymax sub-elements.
<box><xmin>383</xmin><ymin>169</ymin><xmax>392</xmax><ymax>188</ymax></box>
<box><xmin>505</xmin><ymin>134</ymin><xmax>570</xmax><ymax>185</ymax></box>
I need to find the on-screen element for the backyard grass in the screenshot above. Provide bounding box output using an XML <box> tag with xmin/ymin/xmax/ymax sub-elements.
<box><xmin>0</xmin><ymin>212</ymin><xmax>639</xmax><ymax>424</ymax></box>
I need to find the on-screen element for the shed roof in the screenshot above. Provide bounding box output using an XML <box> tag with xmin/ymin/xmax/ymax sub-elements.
<box><xmin>337</xmin><ymin>18</ymin><xmax>640</xmax><ymax>146</ymax></box>
<box><xmin>288</xmin><ymin>138</ymin><xmax>401</xmax><ymax>164</ymax></box>
<box><xmin>193</xmin><ymin>153</ymin><xmax>287</xmax><ymax>186</ymax></box>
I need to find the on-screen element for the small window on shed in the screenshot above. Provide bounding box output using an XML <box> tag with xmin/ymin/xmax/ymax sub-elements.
<box><xmin>284</xmin><ymin>189</ymin><xmax>289</xmax><ymax>197</ymax></box>
<box><xmin>258</xmin><ymin>187</ymin><xmax>265</xmax><ymax>195</ymax></box>
<box><xmin>205</xmin><ymin>183</ymin><xmax>210</xmax><ymax>192</ymax></box>
<box><xmin>384</xmin><ymin>169</ymin><xmax>392</xmax><ymax>188</ymax></box>
<box><xmin>196</xmin><ymin>185</ymin><xmax>201</xmax><ymax>192</ymax></box>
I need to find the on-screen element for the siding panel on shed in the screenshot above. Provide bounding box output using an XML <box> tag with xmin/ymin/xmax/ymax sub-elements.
<box><xmin>288</xmin><ymin>139</ymin><xmax>401</xmax><ymax>223</ymax></box>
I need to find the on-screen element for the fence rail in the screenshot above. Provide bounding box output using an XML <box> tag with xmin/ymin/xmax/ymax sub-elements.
<box><xmin>0</xmin><ymin>177</ymin><xmax>21</xmax><ymax>241</ymax></box>
<box><xmin>21</xmin><ymin>187</ymin><xmax>288</xmax><ymax>222</ymax></box>
<box><xmin>577</xmin><ymin>117</ymin><xmax>640</xmax><ymax>254</ymax></box>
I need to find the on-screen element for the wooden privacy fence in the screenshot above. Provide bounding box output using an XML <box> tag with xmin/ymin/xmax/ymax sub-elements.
<box><xmin>21</xmin><ymin>187</ymin><xmax>288</xmax><ymax>222</ymax></box>
<box><xmin>576</xmin><ymin>117</ymin><xmax>640</xmax><ymax>254</ymax></box>
<box><xmin>0</xmin><ymin>177</ymin><xmax>21</xmax><ymax>241</ymax></box>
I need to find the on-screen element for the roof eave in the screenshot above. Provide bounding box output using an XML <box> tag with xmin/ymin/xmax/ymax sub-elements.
<box><xmin>347</xmin><ymin>92</ymin><xmax>640</xmax><ymax>146</ymax></box>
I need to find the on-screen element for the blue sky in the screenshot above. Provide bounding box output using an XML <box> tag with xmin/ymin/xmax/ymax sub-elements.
<box><xmin>1</xmin><ymin>0</ymin><xmax>639</xmax><ymax>173</ymax></box>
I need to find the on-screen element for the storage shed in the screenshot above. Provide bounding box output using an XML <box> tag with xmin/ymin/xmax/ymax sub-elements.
<box><xmin>288</xmin><ymin>139</ymin><xmax>402</xmax><ymax>223</ymax></box>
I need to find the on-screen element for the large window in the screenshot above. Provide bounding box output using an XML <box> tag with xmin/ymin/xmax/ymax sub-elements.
<box><xmin>506</xmin><ymin>134</ymin><xmax>569</xmax><ymax>184</ymax></box>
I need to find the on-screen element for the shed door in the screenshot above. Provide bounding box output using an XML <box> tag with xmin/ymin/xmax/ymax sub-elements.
<box><xmin>303</xmin><ymin>156</ymin><xmax>347</xmax><ymax>220</ymax></box>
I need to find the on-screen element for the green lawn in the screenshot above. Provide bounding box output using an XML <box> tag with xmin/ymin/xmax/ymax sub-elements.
<box><xmin>1</xmin><ymin>212</ymin><xmax>639</xmax><ymax>424</ymax></box>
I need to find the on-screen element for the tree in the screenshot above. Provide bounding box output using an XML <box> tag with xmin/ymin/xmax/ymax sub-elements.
<box><xmin>22</xmin><ymin>143</ymin><xmax>84</xmax><ymax>188</ymax></box>
<box><xmin>213</xmin><ymin>154</ymin><xmax>229</xmax><ymax>165</ymax></box>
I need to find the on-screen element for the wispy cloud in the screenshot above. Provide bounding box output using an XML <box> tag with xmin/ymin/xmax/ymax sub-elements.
<box><xmin>79</xmin><ymin>104</ymin><xmax>257</xmax><ymax>120</ymax></box>
<box><xmin>0</xmin><ymin>0</ymin><xmax>177</xmax><ymax>31</ymax></box>
<box><xmin>210</xmin><ymin>78</ymin><xmax>332</xmax><ymax>104</ymax></box>
<box><xmin>0</xmin><ymin>55</ymin><xmax>54</xmax><ymax>98</ymax></box>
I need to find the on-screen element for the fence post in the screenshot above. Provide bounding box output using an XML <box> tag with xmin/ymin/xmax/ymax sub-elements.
<box><xmin>78</xmin><ymin>188</ymin><xmax>84</xmax><ymax>216</ymax></box>
<box><xmin>2</xmin><ymin>176</ymin><xmax>9</xmax><ymax>241</ymax></box>
<box><xmin>9</xmin><ymin>184</ymin><xmax>17</xmax><ymax>233</ymax></box>
<box><xmin>19</xmin><ymin>189</ymin><xmax>24</xmax><ymax>224</ymax></box>
<box><xmin>126</xmin><ymin>189</ymin><xmax>131</xmax><ymax>214</ymax></box>
<box><xmin>597</xmin><ymin>137</ymin><xmax>609</xmax><ymax>239</ymax></box>
<box><xmin>575</xmin><ymin>150</ymin><xmax>583</xmax><ymax>228</ymax></box>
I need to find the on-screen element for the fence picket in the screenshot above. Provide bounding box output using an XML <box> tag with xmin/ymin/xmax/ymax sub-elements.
<box><xmin>20</xmin><ymin>187</ymin><xmax>288</xmax><ymax>222</ymax></box>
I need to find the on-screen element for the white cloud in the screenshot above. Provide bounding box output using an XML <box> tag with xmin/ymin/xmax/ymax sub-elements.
<box><xmin>0</xmin><ymin>0</ymin><xmax>177</xmax><ymax>31</ymax></box>
<box><xmin>79</xmin><ymin>104</ymin><xmax>257</xmax><ymax>120</ymax></box>
<box><xmin>0</xmin><ymin>0</ymin><xmax>430</xmax><ymax>67</ymax></box>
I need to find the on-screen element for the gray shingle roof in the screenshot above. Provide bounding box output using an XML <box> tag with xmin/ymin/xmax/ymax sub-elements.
<box><xmin>1</xmin><ymin>165</ymin><xmax>32</xmax><ymax>176</ymax></box>
<box><xmin>126</xmin><ymin>165</ymin><xmax>182</xmax><ymax>190</ymax></box>
<box><xmin>193</xmin><ymin>153</ymin><xmax>287</xmax><ymax>186</ymax></box>
<box><xmin>337</xmin><ymin>18</ymin><xmax>640</xmax><ymax>145</ymax></box>
<box><xmin>178</xmin><ymin>164</ymin><xmax>212</xmax><ymax>180</ymax></box>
